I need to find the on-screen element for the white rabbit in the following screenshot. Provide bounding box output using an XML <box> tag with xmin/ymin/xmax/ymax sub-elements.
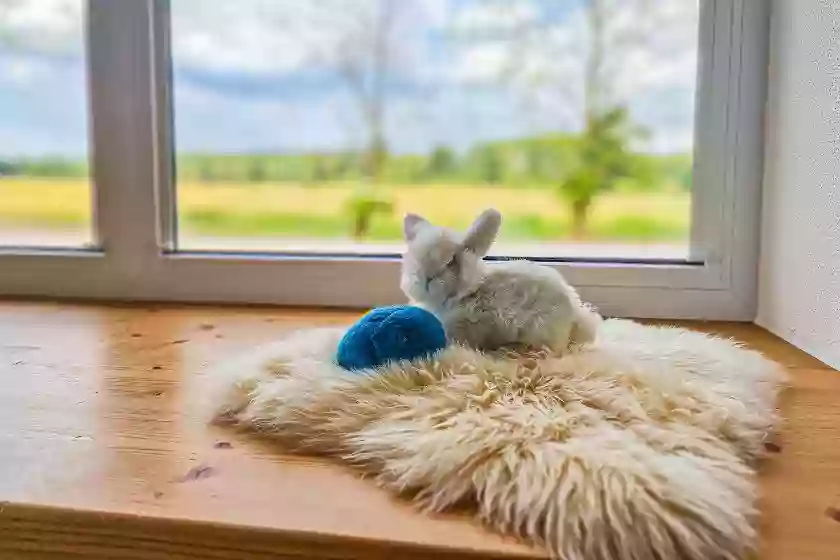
<box><xmin>400</xmin><ymin>209</ymin><xmax>602</xmax><ymax>352</ymax></box>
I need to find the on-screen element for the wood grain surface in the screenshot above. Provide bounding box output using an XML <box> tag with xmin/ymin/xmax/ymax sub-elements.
<box><xmin>0</xmin><ymin>302</ymin><xmax>837</xmax><ymax>559</ymax></box>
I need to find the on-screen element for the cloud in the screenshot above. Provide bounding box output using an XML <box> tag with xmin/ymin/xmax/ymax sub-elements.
<box><xmin>0</xmin><ymin>1</ymin><xmax>87</xmax><ymax>156</ymax></box>
<box><xmin>0</xmin><ymin>55</ymin><xmax>48</xmax><ymax>86</ymax></box>
<box><xmin>171</xmin><ymin>0</ymin><xmax>313</xmax><ymax>75</ymax></box>
<box><xmin>0</xmin><ymin>51</ymin><xmax>88</xmax><ymax>157</ymax></box>
<box><xmin>173</xmin><ymin>80</ymin><xmax>369</xmax><ymax>154</ymax></box>
<box><xmin>449</xmin><ymin>1</ymin><xmax>699</xmax><ymax>94</ymax></box>
<box><xmin>451</xmin><ymin>1</ymin><xmax>539</xmax><ymax>35</ymax></box>
<box><xmin>0</xmin><ymin>0</ymin><xmax>450</xmax><ymax>75</ymax></box>
<box><xmin>171</xmin><ymin>76</ymin><xmax>531</xmax><ymax>156</ymax></box>
<box><xmin>445</xmin><ymin>0</ymin><xmax>700</xmax><ymax>151</ymax></box>
<box><xmin>171</xmin><ymin>0</ymin><xmax>449</xmax><ymax>77</ymax></box>
<box><xmin>0</xmin><ymin>0</ymin><xmax>701</xmax><ymax>156</ymax></box>
<box><xmin>450</xmin><ymin>41</ymin><xmax>510</xmax><ymax>83</ymax></box>
<box><xmin>0</xmin><ymin>0</ymin><xmax>83</xmax><ymax>56</ymax></box>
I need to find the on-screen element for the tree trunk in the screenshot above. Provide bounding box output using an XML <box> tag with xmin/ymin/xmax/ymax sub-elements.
<box><xmin>364</xmin><ymin>132</ymin><xmax>387</xmax><ymax>182</ymax></box>
<box><xmin>353</xmin><ymin>213</ymin><xmax>371</xmax><ymax>240</ymax></box>
<box><xmin>571</xmin><ymin>198</ymin><xmax>591</xmax><ymax>239</ymax></box>
<box><xmin>365</xmin><ymin>0</ymin><xmax>394</xmax><ymax>183</ymax></box>
<box><xmin>584</xmin><ymin>0</ymin><xmax>607</xmax><ymax>119</ymax></box>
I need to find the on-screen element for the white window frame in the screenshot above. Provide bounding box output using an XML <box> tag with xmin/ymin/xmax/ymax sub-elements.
<box><xmin>0</xmin><ymin>0</ymin><xmax>770</xmax><ymax>321</ymax></box>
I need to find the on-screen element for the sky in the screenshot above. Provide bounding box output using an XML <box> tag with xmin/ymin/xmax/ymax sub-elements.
<box><xmin>0</xmin><ymin>0</ymin><xmax>700</xmax><ymax>159</ymax></box>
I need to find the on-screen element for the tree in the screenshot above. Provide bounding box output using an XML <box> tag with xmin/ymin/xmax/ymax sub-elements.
<box><xmin>332</xmin><ymin>152</ymin><xmax>359</xmax><ymax>180</ymax></box>
<box><xmin>476</xmin><ymin>146</ymin><xmax>504</xmax><ymax>184</ymax></box>
<box><xmin>344</xmin><ymin>187</ymin><xmax>393</xmax><ymax>240</ymax></box>
<box><xmin>270</xmin><ymin>0</ymin><xmax>426</xmax><ymax>238</ymax></box>
<box><xmin>277</xmin><ymin>0</ymin><xmax>412</xmax><ymax>182</ymax></box>
<box><xmin>0</xmin><ymin>160</ymin><xmax>17</xmax><ymax>176</ymax></box>
<box><xmin>311</xmin><ymin>155</ymin><xmax>331</xmax><ymax>183</ymax></box>
<box><xmin>329</xmin><ymin>0</ymin><xmax>396</xmax><ymax>181</ymax></box>
<box><xmin>197</xmin><ymin>159</ymin><xmax>217</xmax><ymax>182</ymax></box>
<box><xmin>557</xmin><ymin>0</ymin><xmax>649</xmax><ymax>237</ymax></box>
<box><xmin>426</xmin><ymin>145</ymin><xmax>457</xmax><ymax>178</ymax></box>
<box><xmin>451</xmin><ymin>0</ymin><xmax>693</xmax><ymax>233</ymax></box>
<box><xmin>560</xmin><ymin>107</ymin><xmax>645</xmax><ymax>237</ymax></box>
<box><xmin>247</xmin><ymin>158</ymin><xmax>267</xmax><ymax>183</ymax></box>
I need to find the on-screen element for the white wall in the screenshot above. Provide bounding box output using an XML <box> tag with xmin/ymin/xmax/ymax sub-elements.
<box><xmin>757</xmin><ymin>0</ymin><xmax>840</xmax><ymax>369</ymax></box>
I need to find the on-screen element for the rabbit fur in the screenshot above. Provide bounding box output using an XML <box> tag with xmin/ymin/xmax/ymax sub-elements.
<box><xmin>400</xmin><ymin>209</ymin><xmax>602</xmax><ymax>352</ymax></box>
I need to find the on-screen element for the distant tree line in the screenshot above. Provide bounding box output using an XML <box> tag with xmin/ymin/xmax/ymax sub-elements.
<box><xmin>0</xmin><ymin>133</ymin><xmax>692</xmax><ymax>241</ymax></box>
<box><xmin>167</xmin><ymin>135</ymin><xmax>691</xmax><ymax>192</ymax></box>
<box><xmin>0</xmin><ymin>158</ymin><xmax>88</xmax><ymax>178</ymax></box>
<box><xmin>0</xmin><ymin>135</ymin><xmax>692</xmax><ymax>192</ymax></box>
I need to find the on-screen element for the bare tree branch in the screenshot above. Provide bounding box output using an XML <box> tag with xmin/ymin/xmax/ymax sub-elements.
<box><xmin>263</xmin><ymin>0</ymin><xmax>414</xmax><ymax>178</ymax></box>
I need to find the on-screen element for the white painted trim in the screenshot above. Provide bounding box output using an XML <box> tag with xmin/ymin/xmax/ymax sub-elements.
<box><xmin>151</xmin><ymin>0</ymin><xmax>178</xmax><ymax>252</ymax></box>
<box><xmin>688</xmin><ymin>0</ymin><xmax>716</xmax><ymax>264</ymax></box>
<box><xmin>85</xmin><ymin>0</ymin><xmax>160</xmax><ymax>280</ymax></box>
<box><xmin>757</xmin><ymin>320</ymin><xmax>840</xmax><ymax>371</ymax></box>
<box><xmin>0</xmin><ymin>0</ymin><xmax>771</xmax><ymax>321</ymax></box>
<box><xmin>725</xmin><ymin>0</ymin><xmax>772</xmax><ymax>321</ymax></box>
<box><xmin>0</xmin><ymin>251</ymin><xmax>754</xmax><ymax>320</ymax></box>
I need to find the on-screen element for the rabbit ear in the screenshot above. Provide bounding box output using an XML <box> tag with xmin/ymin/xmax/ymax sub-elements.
<box><xmin>403</xmin><ymin>213</ymin><xmax>430</xmax><ymax>242</ymax></box>
<box><xmin>462</xmin><ymin>209</ymin><xmax>501</xmax><ymax>256</ymax></box>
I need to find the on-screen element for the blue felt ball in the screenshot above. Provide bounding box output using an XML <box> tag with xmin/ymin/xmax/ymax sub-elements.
<box><xmin>336</xmin><ymin>305</ymin><xmax>447</xmax><ymax>371</ymax></box>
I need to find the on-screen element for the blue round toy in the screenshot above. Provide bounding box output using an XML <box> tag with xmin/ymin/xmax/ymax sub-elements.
<box><xmin>336</xmin><ymin>305</ymin><xmax>447</xmax><ymax>371</ymax></box>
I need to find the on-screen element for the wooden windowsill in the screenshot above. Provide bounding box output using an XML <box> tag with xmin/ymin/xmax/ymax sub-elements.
<box><xmin>0</xmin><ymin>302</ymin><xmax>838</xmax><ymax>559</ymax></box>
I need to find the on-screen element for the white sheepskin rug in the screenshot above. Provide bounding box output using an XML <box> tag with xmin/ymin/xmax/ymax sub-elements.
<box><xmin>213</xmin><ymin>319</ymin><xmax>786</xmax><ymax>560</ymax></box>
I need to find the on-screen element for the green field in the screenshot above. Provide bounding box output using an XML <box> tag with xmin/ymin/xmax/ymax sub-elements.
<box><xmin>0</xmin><ymin>177</ymin><xmax>690</xmax><ymax>243</ymax></box>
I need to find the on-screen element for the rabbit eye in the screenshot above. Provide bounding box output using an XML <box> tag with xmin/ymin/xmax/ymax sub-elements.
<box><xmin>447</xmin><ymin>255</ymin><xmax>458</xmax><ymax>268</ymax></box>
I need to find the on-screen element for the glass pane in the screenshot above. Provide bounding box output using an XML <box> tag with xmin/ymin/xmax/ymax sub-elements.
<box><xmin>0</xmin><ymin>0</ymin><xmax>92</xmax><ymax>248</ymax></box>
<box><xmin>172</xmin><ymin>0</ymin><xmax>698</xmax><ymax>259</ymax></box>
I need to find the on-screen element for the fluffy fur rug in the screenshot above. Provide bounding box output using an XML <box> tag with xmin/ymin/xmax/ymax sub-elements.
<box><xmin>213</xmin><ymin>319</ymin><xmax>786</xmax><ymax>560</ymax></box>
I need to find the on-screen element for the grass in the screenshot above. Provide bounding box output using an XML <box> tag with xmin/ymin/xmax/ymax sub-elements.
<box><xmin>0</xmin><ymin>177</ymin><xmax>691</xmax><ymax>243</ymax></box>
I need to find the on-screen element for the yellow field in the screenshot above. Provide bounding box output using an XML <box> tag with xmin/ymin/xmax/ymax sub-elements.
<box><xmin>0</xmin><ymin>177</ymin><xmax>691</xmax><ymax>241</ymax></box>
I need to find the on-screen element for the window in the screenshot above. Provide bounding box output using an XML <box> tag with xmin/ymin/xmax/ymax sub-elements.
<box><xmin>0</xmin><ymin>0</ymin><xmax>770</xmax><ymax>320</ymax></box>
<box><xmin>170</xmin><ymin>0</ymin><xmax>698</xmax><ymax>260</ymax></box>
<box><xmin>0</xmin><ymin>0</ymin><xmax>92</xmax><ymax>248</ymax></box>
